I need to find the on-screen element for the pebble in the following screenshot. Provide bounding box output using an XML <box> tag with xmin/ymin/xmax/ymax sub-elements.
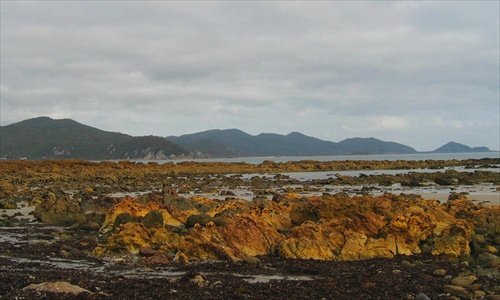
<box><xmin>443</xmin><ymin>285</ymin><xmax>468</xmax><ymax>298</ymax></box>
<box><xmin>401</xmin><ymin>260</ymin><xmax>412</xmax><ymax>267</ymax></box>
<box><xmin>485</xmin><ymin>245</ymin><xmax>499</xmax><ymax>254</ymax></box>
<box><xmin>485</xmin><ymin>295</ymin><xmax>500</xmax><ymax>300</ymax></box>
<box><xmin>474</xmin><ymin>290</ymin><xmax>486</xmax><ymax>298</ymax></box>
<box><xmin>433</xmin><ymin>269</ymin><xmax>447</xmax><ymax>276</ymax></box>
<box><xmin>449</xmin><ymin>275</ymin><xmax>478</xmax><ymax>287</ymax></box>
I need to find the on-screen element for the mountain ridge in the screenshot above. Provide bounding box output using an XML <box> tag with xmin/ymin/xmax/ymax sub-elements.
<box><xmin>0</xmin><ymin>117</ymin><xmax>188</xmax><ymax>160</ymax></box>
<box><xmin>168</xmin><ymin>130</ymin><xmax>419</xmax><ymax>157</ymax></box>
<box><xmin>0</xmin><ymin>117</ymin><xmax>494</xmax><ymax>160</ymax></box>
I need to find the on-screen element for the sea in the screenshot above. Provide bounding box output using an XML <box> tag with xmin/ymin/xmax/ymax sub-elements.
<box><xmin>138</xmin><ymin>152</ymin><xmax>500</xmax><ymax>165</ymax></box>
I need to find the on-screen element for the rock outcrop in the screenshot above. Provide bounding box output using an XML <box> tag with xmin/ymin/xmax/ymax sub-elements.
<box><xmin>94</xmin><ymin>192</ymin><xmax>500</xmax><ymax>263</ymax></box>
<box><xmin>33</xmin><ymin>189</ymin><xmax>86</xmax><ymax>226</ymax></box>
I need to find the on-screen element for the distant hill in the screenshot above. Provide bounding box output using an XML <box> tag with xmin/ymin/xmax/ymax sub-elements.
<box><xmin>1</xmin><ymin>117</ymin><xmax>493</xmax><ymax>160</ymax></box>
<box><xmin>336</xmin><ymin>137</ymin><xmax>418</xmax><ymax>155</ymax></box>
<box><xmin>431</xmin><ymin>141</ymin><xmax>491</xmax><ymax>153</ymax></box>
<box><xmin>0</xmin><ymin>117</ymin><xmax>188</xmax><ymax>160</ymax></box>
<box><xmin>167</xmin><ymin>130</ymin><xmax>418</xmax><ymax>156</ymax></box>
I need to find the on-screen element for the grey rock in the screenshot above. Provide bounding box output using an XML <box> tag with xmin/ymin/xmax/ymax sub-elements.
<box><xmin>415</xmin><ymin>293</ymin><xmax>431</xmax><ymax>300</ymax></box>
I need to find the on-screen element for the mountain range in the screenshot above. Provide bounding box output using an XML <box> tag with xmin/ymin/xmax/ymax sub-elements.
<box><xmin>0</xmin><ymin>117</ymin><xmax>493</xmax><ymax>160</ymax></box>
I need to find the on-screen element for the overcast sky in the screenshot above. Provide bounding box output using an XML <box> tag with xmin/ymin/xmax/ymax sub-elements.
<box><xmin>1</xmin><ymin>1</ymin><xmax>499</xmax><ymax>151</ymax></box>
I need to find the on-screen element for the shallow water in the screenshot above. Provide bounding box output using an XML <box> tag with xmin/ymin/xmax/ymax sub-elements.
<box><xmin>132</xmin><ymin>152</ymin><xmax>500</xmax><ymax>164</ymax></box>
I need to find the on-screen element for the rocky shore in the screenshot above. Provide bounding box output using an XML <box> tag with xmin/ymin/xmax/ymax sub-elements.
<box><xmin>0</xmin><ymin>159</ymin><xmax>499</xmax><ymax>299</ymax></box>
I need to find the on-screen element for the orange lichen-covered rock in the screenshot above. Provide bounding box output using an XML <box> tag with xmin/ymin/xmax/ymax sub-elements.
<box><xmin>245</xmin><ymin>200</ymin><xmax>293</xmax><ymax>231</ymax></box>
<box><xmin>94</xmin><ymin>192</ymin><xmax>499</xmax><ymax>262</ymax></box>
<box><xmin>100</xmin><ymin>197</ymin><xmax>183</xmax><ymax>233</ymax></box>
<box><xmin>385</xmin><ymin>211</ymin><xmax>435</xmax><ymax>255</ymax></box>
<box><xmin>94</xmin><ymin>222</ymin><xmax>153</xmax><ymax>256</ymax></box>
<box><xmin>432</xmin><ymin>219</ymin><xmax>473</xmax><ymax>256</ymax></box>
<box><xmin>179</xmin><ymin>214</ymin><xmax>282</xmax><ymax>262</ymax></box>
<box><xmin>278</xmin><ymin>220</ymin><xmax>345</xmax><ymax>260</ymax></box>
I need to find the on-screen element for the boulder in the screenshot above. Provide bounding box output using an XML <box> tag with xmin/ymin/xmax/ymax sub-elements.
<box><xmin>141</xmin><ymin>210</ymin><xmax>164</xmax><ymax>228</ymax></box>
<box><xmin>449</xmin><ymin>275</ymin><xmax>478</xmax><ymax>287</ymax></box>
<box><xmin>34</xmin><ymin>191</ymin><xmax>86</xmax><ymax>226</ymax></box>
<box><xmin>475</xmin><ymin>253</ymin><xmax>500</xmax><ymax>268</ymax></box>
<box><xmin>24</xmin><ymin>281</ymin><xmax>91</xmax><ymax>295</ymax></box>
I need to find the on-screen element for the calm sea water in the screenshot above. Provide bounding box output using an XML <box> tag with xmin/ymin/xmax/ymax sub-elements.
<box><xmin>139</xmin><ymin>152</ymin><xmax>500</xmax><ymax>165</ymax></box>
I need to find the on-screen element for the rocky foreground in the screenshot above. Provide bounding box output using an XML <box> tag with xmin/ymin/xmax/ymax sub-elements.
<box><xmin>0</xmin><ymin>159</ymin><xmax>499</xmax><ymax>299</ymax></box>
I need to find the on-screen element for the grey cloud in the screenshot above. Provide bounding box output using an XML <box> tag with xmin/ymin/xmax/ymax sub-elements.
<box><xmin>1</xmin><ymin>1</ymin><xmax>498</xmax><ymax>150</ymax></box>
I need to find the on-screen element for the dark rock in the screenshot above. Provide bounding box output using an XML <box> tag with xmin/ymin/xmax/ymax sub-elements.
<box><xmin>476</xmin><ymin>253</ymin><xmax>500</xmax><ymax>268</ymax></box>
<box><xmin>75</xmin><ymin>221</ymin><xmax>101</xmax><ymax>231</ymax></box>
<box><xmin>435</xmin><ymin>177</ymin><xmax>455</xmax><ymax>186</ymax></box>
<box><xmin>113</xmin><ymin>213</ymin><xmax>136</xmax><ymax>228</ymax></box>
<box><xmin>141</xmin><ymin>210</ymin><xmax>164</xmax><ymax>228</ymax></box>
<box><xmin>401</xmin><ymin>180</ymin><xmax>421</xmax><ymax>187</ymax></box>
<box><xmin>185</xmin><ymin>214</ymin><xmax>213</xmax><ymax>229</ymax></box>
<box><xmin>0</xmin><ymin>199</ymin><xmax>17</xmax><ymax>209</ymax></box>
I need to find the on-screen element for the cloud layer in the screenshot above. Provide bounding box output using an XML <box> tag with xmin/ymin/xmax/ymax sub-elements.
<box><xmin>1</xmin><ymin>1</ymin><xmax>499</xmax><ymax>151</ymax></box>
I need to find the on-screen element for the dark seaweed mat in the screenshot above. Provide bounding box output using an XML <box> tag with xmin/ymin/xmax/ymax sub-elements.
<box><xmin>1</xmin><ymin>251</ymin><xmax>463</xmax><ymax>300</ymax></box>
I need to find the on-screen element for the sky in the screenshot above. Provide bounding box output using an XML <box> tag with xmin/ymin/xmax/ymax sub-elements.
<box><xmin>1</xmin><ymin>1</ymin><xmax>499</xmax><ymax>151</ymax></box>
